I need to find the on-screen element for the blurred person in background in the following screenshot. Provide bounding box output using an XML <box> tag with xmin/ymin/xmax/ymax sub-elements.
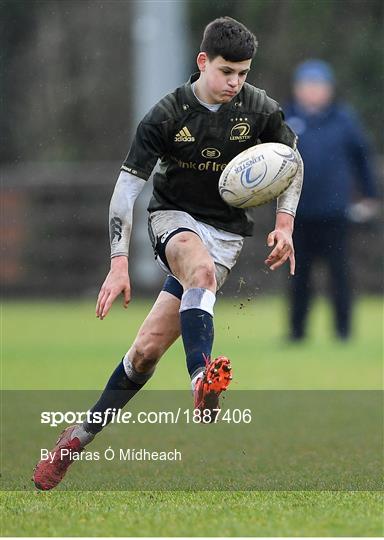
<box><xmin>285</xmin><ymin>60</ymin><xmax>378</xmax><ymax>341</ymax></box>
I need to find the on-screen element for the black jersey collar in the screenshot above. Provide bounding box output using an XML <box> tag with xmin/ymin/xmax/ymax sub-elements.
<box><xmin>183</xmin><ymin>72</ymin><xmax>241</xmax><ymax>112</ymax></box>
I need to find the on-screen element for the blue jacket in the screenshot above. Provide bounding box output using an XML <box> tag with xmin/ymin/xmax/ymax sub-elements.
<box><xmin>284</xmin><ymin>101</ymin><xmax>376</xmax><ymax>220</ymax></box>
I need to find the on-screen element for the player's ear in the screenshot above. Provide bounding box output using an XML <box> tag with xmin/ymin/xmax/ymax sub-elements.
<box><xmin>197</xmin><ymin>52</ymin><xmax>208</xmax><ymax>72</ymax></box>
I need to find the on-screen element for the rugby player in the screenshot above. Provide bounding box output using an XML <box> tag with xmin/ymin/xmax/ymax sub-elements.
<box><xmin>33</xmin><ymin>16</ymin><xmax>303</xmax><ymax>490</ymax></box>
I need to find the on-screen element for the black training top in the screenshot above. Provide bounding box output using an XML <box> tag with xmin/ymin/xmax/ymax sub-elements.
<box><xmin>122</xmin><ymin>73</ymin><xmax>296</xmax><ymax>237</ymax></box>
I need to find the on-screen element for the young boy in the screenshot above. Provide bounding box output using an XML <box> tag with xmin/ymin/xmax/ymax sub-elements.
<box><xmin>33</xmin><ymin>16</ymin><xmax>303</xmax><ymax>490</ymax></box>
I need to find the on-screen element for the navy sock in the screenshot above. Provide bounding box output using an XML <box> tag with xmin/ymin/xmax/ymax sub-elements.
<box><xmin>180</xmin><ymin>308</ymin><xmax>214</xmax><ymax>377</ymax></box>
<box><xmin>84</xmin><ymin>360</ymin><xmax>144</xmax><ymax>434</ymax></box>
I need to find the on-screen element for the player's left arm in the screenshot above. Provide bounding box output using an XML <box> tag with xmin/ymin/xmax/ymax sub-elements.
<box><xmin>260</xmin><ymin>107</ymin><xmax>304</xmax><ymax>275</ymax></box>
<box><xmin>265</xmin><ymin>212</ymin><xmax>295</xmax><ymax>275</ymax></box>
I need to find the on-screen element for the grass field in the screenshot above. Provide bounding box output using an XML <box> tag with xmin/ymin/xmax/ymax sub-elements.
<box><xmin>1</xmin><ymin>296</ymin><xmax>383</xmax><ymax>536</ymax></box>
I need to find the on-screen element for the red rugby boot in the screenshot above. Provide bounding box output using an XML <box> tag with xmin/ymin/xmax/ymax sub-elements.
<box><xmin>193</xmin><ymin>355</ymin><xmax>232</xmax><ymax>422</ymax></box>
<box><xmin>33</xmin><ymin>425</ymin><xmax>83</xmax><ymax>490</ymax></box>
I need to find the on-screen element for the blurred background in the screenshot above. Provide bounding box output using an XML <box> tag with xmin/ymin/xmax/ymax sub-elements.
<box><xmin>1</xmin><ymin>0</ymin><xmax>383</xmax><ymax>302</ymax></box>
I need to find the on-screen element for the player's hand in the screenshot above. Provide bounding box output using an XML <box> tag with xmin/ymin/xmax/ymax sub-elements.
<box><xmin>96</xmin><ymin>256</ymin><xmax>131</xmax><ymax>319</ymax></box>
<box><xmin>265</xmin><ymin>228</ymin><xmax>295</xmax><ymax>275</ymax></box>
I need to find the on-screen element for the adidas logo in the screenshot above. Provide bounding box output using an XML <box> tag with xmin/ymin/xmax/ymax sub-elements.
<box><xmin>174</xmin><ymin>126</ymin><xmax>195</xmax><ymax>142</ymax></box>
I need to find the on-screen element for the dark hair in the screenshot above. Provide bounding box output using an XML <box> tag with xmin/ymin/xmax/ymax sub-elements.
<box><xmin>200</xmin><ymin>17</ymin><xmax>258</xmax><ymax>62</ymax></box>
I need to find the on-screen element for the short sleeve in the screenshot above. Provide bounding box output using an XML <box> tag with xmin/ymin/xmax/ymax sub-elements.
<box><xmin>259</xmin><ymin>108</ymin><xmax>298</xmax><ymax>149</ymax></box>
<box><xmin>122</xmin><ymin>120</ymin><xmax>166</xmax><ymax>181</ymax></box>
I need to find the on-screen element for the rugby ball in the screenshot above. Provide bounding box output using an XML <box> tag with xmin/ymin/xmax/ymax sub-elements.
<box><xmin>218</xmin><ymin>143</ymin><xmax>299</xmax><ymax>208</ymax></box>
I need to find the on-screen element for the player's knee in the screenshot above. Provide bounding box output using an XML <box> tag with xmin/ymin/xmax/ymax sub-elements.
<box><xmin>131</xmin><ymin>342</ymin><xmax>161</xmax><ymax>373</ymax></box>
<box><xmin>189</xmin><ymin>262</ymin><xmax>217</xmax><ymax>290</ymax></box>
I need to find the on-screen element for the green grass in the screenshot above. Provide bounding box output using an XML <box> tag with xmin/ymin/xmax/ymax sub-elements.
<box><xmin>1</xmin><ymin>491</ymin><xmax>382</xmax><ymax>536</ymax></box>
<box><xmin>2</xmin><ymin>296</ymin><xmax>382</xmax><ymax>390</ymax></box>
<box><xmin>1</xmin><ymin>296</ymin><xmax>383</xmax><ymax>536</ymax></box>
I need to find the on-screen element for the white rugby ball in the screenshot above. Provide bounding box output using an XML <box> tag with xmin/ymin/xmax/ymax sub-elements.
<box><xmin>219</xmin><ymin>143</ymin><xmax>298</xmax><ymax>208</ymax></box>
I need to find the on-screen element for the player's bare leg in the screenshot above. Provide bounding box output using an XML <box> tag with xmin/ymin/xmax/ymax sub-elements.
<box><xmin>33</xmin><ymin>291</ymin><xmax>181</xmax><ymax>490</ymax></box>
<box><xmin>166</xmin><ymin>231</ymin><xmax>217</xmax><ymax>292</ymax></box>
<box><xmin>82</xmin><ymin>289</ymin><xmax>181</xmax><ymax>440</ymax></box>
<box><xmin>129</xmin><ymin>290</ymin><xmax>181</xmax><ymax>372</ymax></box>
<box><xmin>165</xmin><ymin>231</ymin><xmax>232</xmax><ymax>421</ymax></box>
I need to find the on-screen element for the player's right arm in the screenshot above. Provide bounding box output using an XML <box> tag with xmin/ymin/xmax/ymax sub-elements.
<box><xmin>96</xmin><ymin>114</ymin><xmax>167</xmax><ymax>319</ymax></box>
<box><xmin>96</xmin><ymin>171</ymin><xmax>146</xmax><ymax>319</ymax></box>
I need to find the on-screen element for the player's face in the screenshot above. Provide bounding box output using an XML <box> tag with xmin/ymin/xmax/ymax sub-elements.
<box><xmin>196</xmin><ymin>53</ymin><xmax>252</xmax><ymax>104</ymax></box>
